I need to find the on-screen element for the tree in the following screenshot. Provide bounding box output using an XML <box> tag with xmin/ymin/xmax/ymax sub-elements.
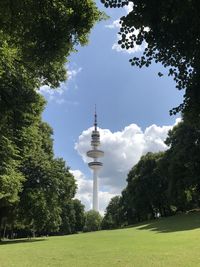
<box><xmin>164</xmin><ymin>121</ymin><xmax>200</xmax><ymax>211</ymax></box>
<box><xmin>0</xmin><ymin>137</ymin><xmax>24</xmax><ymax>207</ymax></box>
<box><xmin>73</xmin><ymin>199</ymin><xmax>85</xmax><ymax>232</ymax></box>
<box><xmin>18</xmin><ymin>123</ymin><xmax>76</xmax><ymax>234</ymax></box>
<box><xmin>123</xmin><ymin>152</ymin><xmax>169</xmax><ymax>222</ymax></box>
<box><xmin>0</xmin><ymin>89</ymin><xmax>45</xmax><ymax>237</ymax></box>
<box><xmin>60</xmin><ymin>199</ymin><xmax>85</xmax><ymax>234</ymax></box>
<box><xmin>0</xmin><ymin>0</ymin><xmax>103</xmax><ymax>88</ymax></box>
<box><xmin>59</xmin><ymin>201</ymin><xmax>76</xmax><ymax>235</ymax></box>
<box><xmin>102</xmin><ymin>196</ymin><xmax>122</xmax><ymax>229</ymax></box>
<box><xmin>84</xmin><ymin>210</ymin><xmax>102</xmax><ymax>232</ymax></box>
<box><xmin>19</xmin><ymin>157</ymin><xmax>62</xmax><ymax>234</ymax></box>
<box><xmin>102</xmin><ymin>0</ymin><xmax>200</xmax><ymax>125</ymax></box>
<box><xmin>0</xmin><ymin>137</ymin><xmax>24</xmax><ymax>238</ymax></box>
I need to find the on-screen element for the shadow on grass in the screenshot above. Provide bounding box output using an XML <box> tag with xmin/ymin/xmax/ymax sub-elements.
<box><xmin>137</xmin><ymin>212</ymin><xmax>200</xmax><ymax>233</ymax></box>
<box><xmin>0</xmin><ymin>238</ymin><xmax>47</xmax><ymax>245</ymax></box>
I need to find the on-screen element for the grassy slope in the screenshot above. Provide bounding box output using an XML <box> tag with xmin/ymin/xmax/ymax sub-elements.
<box><xmin>0</xmin><ymin>212</ymin><xmax>200</xmax><ymax>267</ymax></box>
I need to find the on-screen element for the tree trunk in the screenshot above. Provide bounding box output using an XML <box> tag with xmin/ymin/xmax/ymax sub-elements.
<box><xmin>3</xmin><ymin>223</ymin><xmax>6</xmax><ymax>239</ymax></box>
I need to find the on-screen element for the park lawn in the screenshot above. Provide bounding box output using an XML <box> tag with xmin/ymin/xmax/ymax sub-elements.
<box><xmin>0</xmin><ymin>212</ymin><xmax>200</xmax><ymax>267</ymax></box>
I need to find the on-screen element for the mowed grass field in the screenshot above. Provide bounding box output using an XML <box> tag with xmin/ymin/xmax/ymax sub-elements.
<box><xmin>1</xmin><ymin>212</ymin><xmax>200</xmax><ymax>267</ymax></box>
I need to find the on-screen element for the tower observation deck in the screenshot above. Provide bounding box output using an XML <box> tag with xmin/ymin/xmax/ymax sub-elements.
<box><xmin>87</xmin><ymin>108</ymin><xmax>104</xmax><ymax>211</ymax></box>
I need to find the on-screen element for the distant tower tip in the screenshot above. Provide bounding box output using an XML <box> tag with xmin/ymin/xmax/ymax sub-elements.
<box><xmin>94</xmin><ymin>104</ymin><xmax>97</xmax><ymax>131</ymax></box>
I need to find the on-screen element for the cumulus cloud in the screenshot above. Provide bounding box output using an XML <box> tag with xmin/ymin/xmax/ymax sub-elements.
<box><xmin>112</xmin><ymin>37</ymin><xmax>147</xmax><ymax>54</ymax></box>
<box><xmin>124</xmin><ymin>2</ymin><xmax>134</xmax><ymax>13</ymax></box>
<box><xmin>73</xmin><ymin>119</ymin><xmax>180</xmax><ymax>212</ymax></box>
<box><xmin>105</xmin><ymin>2</ymin><xmax>133</xmax><ymax>29</ymax></box>
<box><xmin>112</xmin><ymin>27</ymin><xmax>149</xmax><ymax>54</ymax></box>
<box><xmin>105</xmin><ymin>19</ymin><xmax>120</xmax><ymax>29</ymax></box>
<box><xmin>67</xmin><ymin>67</ymin><xmax>82</xmax><ymax>81</ymax></box>
<box><xmin>106</xmin><ymin>20</ymin><xmax>148</xmax><ymax>54</ymax></box>
<box><xmin>39</xmin><ymin>85</ymin><xmax>63</xmax><ymax>101</ymax></box>
<box><xmin>39</xmin><ymin>65</ymin><xmax>82</xmax><ymax>103</ymax></box>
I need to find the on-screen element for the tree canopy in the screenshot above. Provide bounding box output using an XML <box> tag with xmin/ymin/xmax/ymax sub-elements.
<box><xmin>164</xmin><ymin>122</ymin><xmax>200</xmax><ymax>211</ymax></box>
<box><xmin>0</xmin><ymin>0</ymin><xmax>103</xmax><ymax>88</ymax></box>
<box><xmin>84</xmin><ymin>210</ymin><xmax>102</xmax><ymax>232</ymax></box>
<box><xmin>102</xmin><ymin>0</ymin><xmax>200</xmax><ymax>124</ymax></box>
<box><xmin>124</xmin><ymin>152</ymin><xmax>169</xmax><ymax>222</ymax></box>
<box><xmin>101</xmin><ymin>196</ymin><xmax>122</xmax><ymax>229</ymax></box>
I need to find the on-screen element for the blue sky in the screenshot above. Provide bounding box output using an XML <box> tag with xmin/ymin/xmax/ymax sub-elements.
<box><xmin>41</xmin><ymin>2</ymin><xmax>183</xmax><ymax>212</ymax></box>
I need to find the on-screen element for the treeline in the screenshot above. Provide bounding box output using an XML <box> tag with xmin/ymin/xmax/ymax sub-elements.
<box><xmin>102</xmin><ymin>121</ymin><xmax>200</xmax><ymax>229</ymax></box>
<box><xmin>0</xmin><ymin>1</ymin><xmax>102</xmax><ymax>238</ymax></box>
<box><xmin>0</xmin><ymin>90</ymin><xmax>86</xmax><ymax>238</ymax></box>
<box><xmin>100</xmin><ymin>0</ymin><xmax>200</xmax><ymax>230</ymax></box>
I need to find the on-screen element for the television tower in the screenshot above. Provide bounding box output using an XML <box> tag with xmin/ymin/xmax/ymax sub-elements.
<box><xmin>87</xmin><ymin>107</ymin><xmax>104</xmax><ymax>211</ymax></box>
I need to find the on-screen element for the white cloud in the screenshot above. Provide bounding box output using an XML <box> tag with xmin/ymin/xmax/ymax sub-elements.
<box><xmin>39</xmin><ymin>66</ymin><xmax>82</xmax><ymax>102</ymax></box>
<box><xmin>105</xmin><ymin>2</ymin><xmax>133</xmax><ymax>29</ymax></box>
<box><xmin>55</xmin><ymin>98</ymin><xmax>66</xmax><ymax>105</ymax></box>
<box><xmin>106</xmin><ymin>19</ymin><xmax>149</xmax><ymax>54</ymax></box>
<box><xmin>39</xmin><ymin>85</ymin><xmax>64</xmax><ymax>101</ymax></box>
<box><xmin>124</xmin><ymin>2</ymin><xmax>134</xmax><ymax>14</ymax></box>
<box><xmin>105</xmin><ymin>19</ymin><xmax>120</xmax><ymax>29</ymax></box>
<box><xmin>105</xmin><ymin>3</ymin><xmax>149</xmax><ymax>55</ymax></box>
<box><xmin>112</xmin><ymin>27</ymin><xmax>149</xmax><ymax>54</ymax></box>
<box><xmin>67</xmin><ymin>67</ymin><xmax>82</xmax><ymax>81</ymax></box>
<box><xmin>112</xmin><ymin>39</ymin><xmax>146</xmax><ymax>54</ymax></box>
<box><xmin>74</xmin><ymin>119</ymin><xmax>180</xmax><ymax>213</ymax></box>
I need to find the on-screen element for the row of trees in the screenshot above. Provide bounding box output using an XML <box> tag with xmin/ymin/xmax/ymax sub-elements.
<box><xmin>101</xmin><ymin>0</ymin><xmax>200</xmax><ymax>230</ymax></box>
<box><xmin>103</xmin><ymin>121</ymin><xmax>200</xmax><ymax>229</ymax></box>
<box><xmin>0</xmin><ymin>1</ymin><xmax>103</xmax><ymax>238</ymax></box>
<box><xmin>0</xmin><ymin>103</ymin><xmax>87</xmax><ymax>237</ymax></box>
<box><xmin>2</xmin><ymin>0</ymin><xmax>200</xmax><ymax>236</ymax></box>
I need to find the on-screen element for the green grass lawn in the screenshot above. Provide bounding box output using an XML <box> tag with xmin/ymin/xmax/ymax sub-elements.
<box><xmin>1</xmin><ymin>212</ymin><xmax>200</xmax><ymax>267</ymax></box>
